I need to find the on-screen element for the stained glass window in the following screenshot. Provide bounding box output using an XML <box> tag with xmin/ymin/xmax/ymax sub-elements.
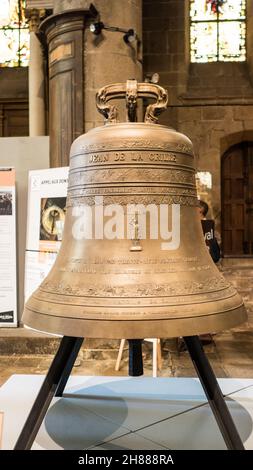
<box><xmin>190</xmin><ymin>0</ymin><xmax>246</xmax><ymax>62</ymax></box>
<box><xmin>0</xmin><ymin>0</ymin><xmax>29</xmax><ymax>67</ymax></box>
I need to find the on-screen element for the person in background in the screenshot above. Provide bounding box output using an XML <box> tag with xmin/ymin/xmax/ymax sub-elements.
<box><xmin>199</xmin><ymin>200</ymin><xmax>221</xmax><ymax>264</ymax></box>
<box><xmin>198</xmin><ymin>199</ymin><xmax>220</xmax><ymax>343</ymax></box>
<box><xmin>178</xmin><ymin>200</ymin><xmax>219</xmax><ymax>351</ymax></box>
<box><xmin>198</xmin><ymin>199</ymin><xmax>209</xmax><ymax>219</ymax></box>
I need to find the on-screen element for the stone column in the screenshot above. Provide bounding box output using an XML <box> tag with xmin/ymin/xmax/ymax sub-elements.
<box><xmin>27</xmin><ymin>9</ymin><xmax>46</xmax><ymax>136</ymax></box>
<box><xmin>40</xmin><ymin>4</ymin><xmax>97</xmax><ymax>167</ymax></box>
<box><xmin>43</xmin><ymin>0</ymin><xmax>142</xmax><ymax>166</ymax></box>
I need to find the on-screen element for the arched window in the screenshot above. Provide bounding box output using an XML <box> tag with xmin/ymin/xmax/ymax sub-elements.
<box><xmin>190</xmin><ymin>0</ymin><xmax>246</xmax><ymax>63</ymax></box>
<box><xmin>0</xmin><ymin>0</ymin><xmax>29</xmax><ymax>67</ymax></box>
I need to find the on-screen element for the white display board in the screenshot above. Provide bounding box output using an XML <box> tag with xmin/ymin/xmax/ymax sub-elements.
<box><xmin>0</xmin><ymin>167</ymin><xmax>17</xmax><ymax>326</ymax></box>
<box><xmin>0</xmin><ymin>411</ymin><xmax>3</xmax><ymax>449</ymax></box>
<box><xmin>24</xmin><ymin>167</ymin><xmax>69</xmax><ymax>301</ymax></box>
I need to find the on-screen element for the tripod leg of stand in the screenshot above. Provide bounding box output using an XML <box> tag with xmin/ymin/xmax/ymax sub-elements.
<box><xmin>184</xmin><ymin>335</ymin><xmax>244</xmax><ymax>450</ymax></box>
<box><xmin>128</xmin><ymin>339</ymin><xmax>143</xmax><ymax>376</ymax></box>
<box><xmin>14</xmin><ymin>336</ymin><xmax>83</xmax><ymax>450</ymax></box>
<box><xmin>55</xmin><ymin>337</ymin><xmax>83</xmax><ymax>397</ymax></box>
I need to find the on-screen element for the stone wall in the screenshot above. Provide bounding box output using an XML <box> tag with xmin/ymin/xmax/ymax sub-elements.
<box><xmin>177</xmin><ymin>105</ymin><xmax>253</xmax><ymax>225</ymax></box>
<box><xmin>84</xmin><ymin>0</ymin><xmax>142</xmax><ymax>130</ymax></box>
<box><xmin>0</xmin><ymin>68</ymin><xmax>28</xmax><ymax>100</ymax></box>
<box><xmin>143</xmin><ymin>0</ymin><xmax>187</xmax><ymax>109</ymax></box>
<box><xmin>143</xmin><ymin>0</ymin><xmax>253</xmax><ymax>229</ymax></box>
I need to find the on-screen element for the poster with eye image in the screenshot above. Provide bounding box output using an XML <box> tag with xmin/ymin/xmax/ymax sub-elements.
<box><xmin>24</xmin><ymin>167</ymin><xmax>69</xmax><ymax>301</ymax></box>
<box><xmin>0</xmin><ymin>168</ymin><xmax>17</xmax><ymax>326</ymax></box>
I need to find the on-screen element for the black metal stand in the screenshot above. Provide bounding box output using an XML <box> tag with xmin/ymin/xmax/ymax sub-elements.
<box><xmin>14</xmin><ymin>336</ymin><xmax>83</xmax><ymax>450</ymax></box>
<box><xmin>55</xmin><ymin>338</ymin><xmax>83</xmax><ymax>397</ymax></box>
<box><xmin>14</xmin><ymin>335</ymin><xmax>244</xmax><ymax>450</ymax></box>
<box><xmin>184</xmin><ymin>336</ymin><xmax>244</xmax><ymax>450</ymax></box>
<box><xmin>127</xmin><ymin>339</ymin><xmax>143</xmax><ymax>376</ymax></box>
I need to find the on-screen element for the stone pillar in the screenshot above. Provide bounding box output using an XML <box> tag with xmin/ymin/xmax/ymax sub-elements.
<box><xmin>27</xmin><ymin>9</ymin><xmax>46</xmax><ymax>136</ymax></box>
<box><xmin>84</xmin><ymin>0</ymin><xmax>142</xmax><ymax>130</ymax></box>
<box><xmin>53</xmin><ymin>0</ymin><xmax>90</xmax><ymax>10</ymax></box>
<box><xmin>40</xmin><ymin>4</ymin><xmax>97</xmax><ymax>166</ymax></box>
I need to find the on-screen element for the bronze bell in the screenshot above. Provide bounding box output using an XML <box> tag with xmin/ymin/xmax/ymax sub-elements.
<box><xmin>22</xmin><ymin>80</ymin><xmax>247</xmax><ymax>338</ymax></box>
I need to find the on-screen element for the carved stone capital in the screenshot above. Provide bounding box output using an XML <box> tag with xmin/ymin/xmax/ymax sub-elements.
<box><xmin>26</xmin><ymin>8</ymin><xmax>47</xmax><ymax>33</ymax></box>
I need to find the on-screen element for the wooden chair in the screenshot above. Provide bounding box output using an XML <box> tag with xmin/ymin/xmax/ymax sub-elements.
<box><xmin>115</xmin><ymin>338</ymin><xmax>162</xmax><ymax>377</ymax></box>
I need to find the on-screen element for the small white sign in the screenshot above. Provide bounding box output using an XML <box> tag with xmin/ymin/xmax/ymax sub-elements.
<box><xmin>24</xmin><ymin>167</ymin><xmax>69</xmax><ymax>301</ymax></box>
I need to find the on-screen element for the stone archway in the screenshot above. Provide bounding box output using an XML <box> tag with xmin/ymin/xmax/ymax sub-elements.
<box><xmin>221</xmin><ymin>141</ymin><xmax>253</xmax><ymax>256</ymax></box>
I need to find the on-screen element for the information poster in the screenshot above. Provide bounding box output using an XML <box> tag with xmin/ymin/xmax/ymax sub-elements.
<box><xmin>24</xmin><ymin>167</ymin><xmax>69</xmax><ymax>301</ymax></box>
<box><xmin>0</xmin><ymin>167</ymin><xmax>17</xmax><ymax>326</ymax></box>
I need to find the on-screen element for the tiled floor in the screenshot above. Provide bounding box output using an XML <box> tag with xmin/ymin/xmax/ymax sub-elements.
<box><xmin>1</xmin><ymin>319</ymin><xmax>253</xmax><ymax>450</ymax></box>
<box><xmin>1</xmin><ymin>375</ymin><xmax>253</xmax><ymax>450</ymax></box>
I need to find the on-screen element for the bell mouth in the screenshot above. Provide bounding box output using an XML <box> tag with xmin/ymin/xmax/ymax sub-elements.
<box><xmin>23</xmin><ymin>295</ymin><xmax>246</xmax><ymax>339</ymax></box>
